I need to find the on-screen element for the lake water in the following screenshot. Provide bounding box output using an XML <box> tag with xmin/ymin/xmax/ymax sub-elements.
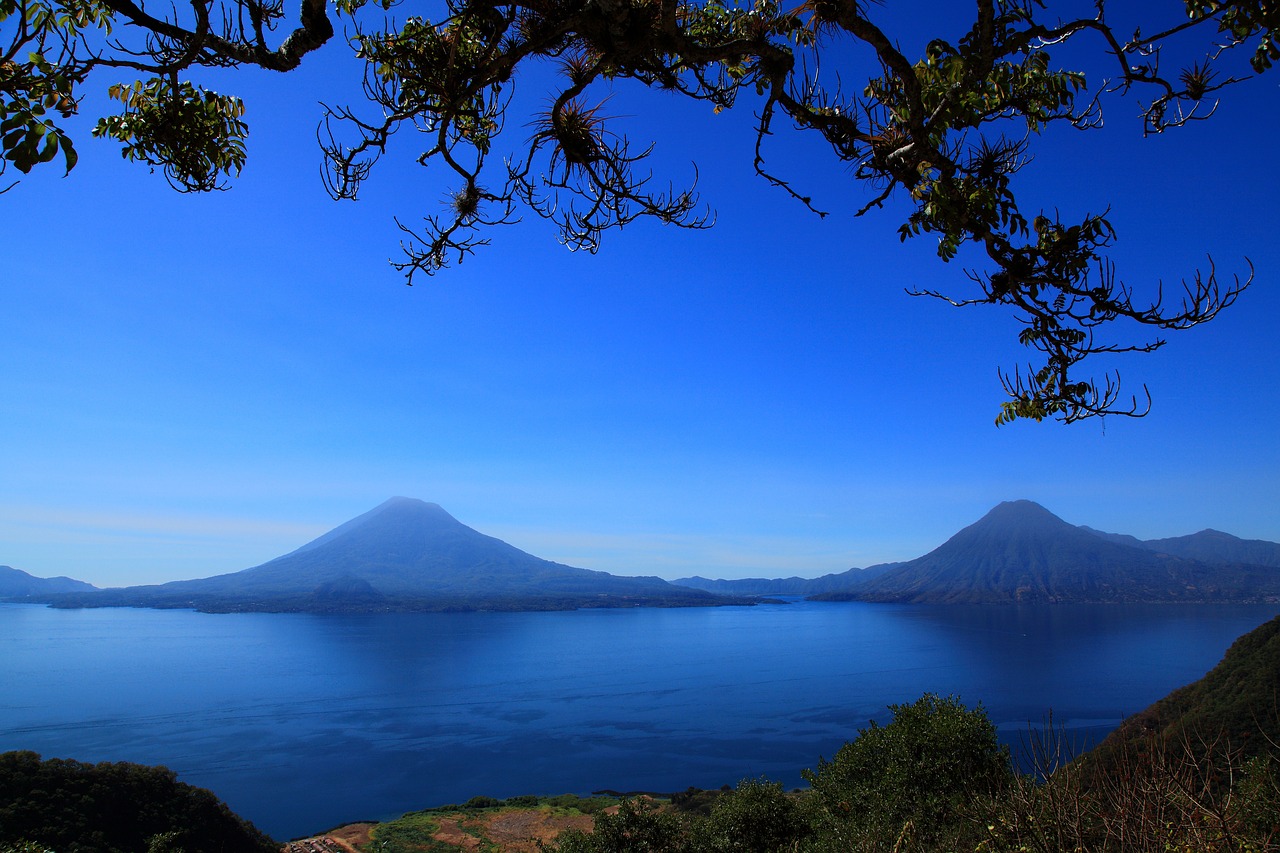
<box><xmin>2</xmin><ymin>599</ymin><xmax>1277</xmax><ymax>840</ymax></box>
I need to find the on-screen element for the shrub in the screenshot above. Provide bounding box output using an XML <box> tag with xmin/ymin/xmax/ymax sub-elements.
<box><xmin>801</xmin><ymin>694</ymin><xmax>1011</xmax><ymax>851</ymax></box>
<box><xmin>539</xmin><ymin>798</ymin><xmax>691</xmax><ymax>853</ymax></box>
<box><xmin>694</xmin><ymin>778</ymin><xmax>808</xmax><ymax>853</ymax></box>
<box><xmin>463</xmin><ymin>795</ymin><xmax>502</xmax><ymax>809</ymax></box>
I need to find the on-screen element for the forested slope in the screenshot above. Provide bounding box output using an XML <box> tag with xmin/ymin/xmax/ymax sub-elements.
<box><xmin>0</xmin><ymin>752</ymin><xmax>278</xmax><ymax>853</ymax></box>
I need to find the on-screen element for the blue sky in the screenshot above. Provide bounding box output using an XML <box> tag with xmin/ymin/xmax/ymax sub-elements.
<box><xmin>3</xmin><ymin>3</ymin><xmax>1278</xmax><ymax>587</ymax></box>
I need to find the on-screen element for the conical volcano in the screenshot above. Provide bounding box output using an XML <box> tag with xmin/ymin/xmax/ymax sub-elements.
<box><xmin>180</xmin><ymin>496</ymin><xmax>652</xmax><ymax>596</ymax></box>
<box><xmin>849</xmin><ymin>500</ymin><xmax>1280</xmax><ymax>603</ymax></box>
<box><xmin>48</xmin><ymin>498</ymin><xmax>730</xmax><ymax>612</ymax></box>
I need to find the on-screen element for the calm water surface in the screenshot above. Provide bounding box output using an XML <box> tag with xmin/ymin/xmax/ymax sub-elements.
<box><xmin>2</xmin><ymin>600</ymin><xmax>1276</xmax><ymax>840</ymax></box>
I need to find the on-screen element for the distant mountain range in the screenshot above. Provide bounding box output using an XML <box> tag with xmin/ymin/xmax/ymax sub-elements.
<box><xmin>675</xmin><ymin>500</ymin><xmax>1280</xmax><ymax>604</ymax></box>
<box><xmin>7</xmin><ymin>498</ymin><xmax>1279</xmax><ymax>612</ymax></box>
<box><xmin>1080</xmin><ymin>526</ymin><xmax>1280</xmax><ymax>568</ymax></box>
<box><xmin>25</xmin><ymin>498</ymin><xmax>740</xmax><ymax>613</ymax></box>
<box><xmin>673</xmin><ymin>564</ymin><xmax>898</xmax><ymax>597</ymax></box>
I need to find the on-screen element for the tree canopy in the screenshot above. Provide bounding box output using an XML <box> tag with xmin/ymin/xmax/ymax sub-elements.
<box><xmin>0</xmin><ymin>751</ymin><xmax>278</xmax><ymax>853</ymax></box>
<box><xmin>3</xmin><ymin>0</ymin><xmax>1274</xmax><ymax>422</ymax></box>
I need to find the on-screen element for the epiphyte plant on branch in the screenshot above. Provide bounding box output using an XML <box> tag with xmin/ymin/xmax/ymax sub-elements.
<box><xmin>2</xmin><ymin>0</ymin><xmax>1273</xmax><ymax>423</ymax></box>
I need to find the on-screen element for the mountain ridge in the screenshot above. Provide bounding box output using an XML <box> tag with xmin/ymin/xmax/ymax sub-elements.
<box><xmin>676</xmin><ymin>500</ymin><xmax>1280</xmax><ymax>604</ymax></box>
<box><xmin>828</xmin><ymin>501</ymin><xmax>1280</xmax><ymax>603</ymax></box>
<box><xmin>1082</xmin><ymin>525</ymin><xmax>1280</xmax><ymax>568</ymax></box>
<box><xmin>0</xmin><ymin>566</ymin><xmax>97</xmax><ymax>598</ymax></box>
<box><xmin>13</xmin><ymin>498</ymin><xmax>1280</xmax><ymax>611</ymax></box>
<box><xmin>673</xmin><ymin>563</ymin><xmax>899</xmax><ymax>596</ymax></box>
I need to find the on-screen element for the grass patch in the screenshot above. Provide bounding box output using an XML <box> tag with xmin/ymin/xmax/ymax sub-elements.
<box><xmin>366</xmin><ymin>810</ymin><xmax>454</xmax><ymax>853</ymax></box>
<box><xmin>363</xmin><ymin>794</ymin><xmax>620</xmax><ymax>852</ymax></box>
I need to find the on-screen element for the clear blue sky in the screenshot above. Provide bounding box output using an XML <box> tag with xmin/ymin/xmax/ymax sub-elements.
<box><xmin>3</xmin><ymin>3</ymin><xmax>1278</xmax><ymax>587</ymax></box>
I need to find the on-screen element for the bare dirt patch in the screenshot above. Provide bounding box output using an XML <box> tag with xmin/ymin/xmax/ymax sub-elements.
<box><xmin>326</xmin><ymin>823</ymin><xmax>375</xmax><ymax>850</ymax></box>
<box><xmin>478</xmin><ymin>808</ymin><xmax>594</xmax><ymax>851</ymax></box>
<box><xmin>432</xmin><ymin>816</ymin><xmax>479</xmax><ymax>850</ymax></box>
<box><xmin>282</xmin><ymin>822</ymin><xmax>373</xmax><ymax>853</ymax></box>
<box><xmin>414</xmin><ymin>808</ymin><xmax>596</xmax><ymax>852</ymax></box>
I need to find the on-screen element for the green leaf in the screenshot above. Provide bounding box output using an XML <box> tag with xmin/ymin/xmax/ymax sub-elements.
<box><xmin>58</xmin><ymin>133</ymin><xmax>78</xmax><ymax>172</ymax></box>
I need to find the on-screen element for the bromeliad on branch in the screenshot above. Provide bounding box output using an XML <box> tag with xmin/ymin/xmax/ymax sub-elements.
<box><xmin>2</xmin><ymin>0</ymin><xmax>1271</xmax><ymax>422</ymax></box>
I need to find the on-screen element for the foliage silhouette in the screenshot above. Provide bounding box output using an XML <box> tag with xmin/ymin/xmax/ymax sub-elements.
<box><xmin>0</xmin><ymin>751</ymin><xmax>277</xmax><ymax>853</ymax></box>
<box><xmin>3</xmin><ymin>0</ymin><xmax>1272</xmax><ymax>421</ymax></box>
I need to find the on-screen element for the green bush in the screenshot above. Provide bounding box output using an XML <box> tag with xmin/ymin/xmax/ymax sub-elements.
<box><xmin>670</xmin><ymin>787</ymin><xmax>727</xmax><ymax>817</ymax></box>
<box><xmin>802</xmin><ymin>694</ymin><xmax>1012</xmax><ymax>851</ymax></box>
<box><xmin>542</xmin><ymin>794</ymin><xmax>616</xmax><ymax>814</ymax></box>
<box><xmin>694</xmin><ymin>778</ymin><xmax>808</xmax><ymax>853</ymax></box>
<box><xmin>1237</xmin><ymin>754</ymin><xmax>1280</xmax><ymax>839</ymax></box>
<box><xmin>464</xmin><ymin>795</ymin><xmax>502</xmax><ymax>809</ymax></box>
<box><xmin>504</xmin><ymin>794</ymin><xmax>540</xmax><ymax>808</ymax></box>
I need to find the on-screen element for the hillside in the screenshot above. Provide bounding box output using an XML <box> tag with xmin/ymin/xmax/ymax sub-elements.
<box><xmin>0</xmin><ymin>565</ymin><xmax>96</xmax><ymax>598</ymax></box>
<box><xmin>817</xmin><ymin>501</ymin><xmax>1280</xmax><ymax>604</ymax></box>
<box><xmin>1085</xmin><ymin>613</ymin><xmax>1280</xmax><ymax>767</ymax></box>
<box><xmin>0</xmin><ymin>751</ymin><xmax>277</xmax><ymax>853</ymax></box>
<box><xmin>1081</xmin><ymin>526</ymin><xmax>1280</xmax><ymax>568</ymax></box>
<box><xmin>41</xmin><ymin>498</ymin><xmax>738</xmax><ymax>613</ymax></box>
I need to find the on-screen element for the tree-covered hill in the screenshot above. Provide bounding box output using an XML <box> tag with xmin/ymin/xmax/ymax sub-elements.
<box><xmin>0</xmin><ymin>751</ymin><xmax>277</xmax><ymax>853</ymax></box>
<box><xmin>1087</xmin><ymin>613</ymin><xmax>1280</xmax><ymax>766</ymax></box>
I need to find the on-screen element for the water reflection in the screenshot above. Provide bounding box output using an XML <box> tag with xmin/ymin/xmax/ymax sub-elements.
<box><xmin>1</xmin><ymin>601</ymin><xmax>1276</xmax><ymax>840</ymax></box>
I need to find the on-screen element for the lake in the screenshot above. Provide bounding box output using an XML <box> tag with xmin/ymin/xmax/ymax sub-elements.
<box><xmin>1</xmin><ymin>599</ymin><xmax>1276</xmax><ymax>840</ymax></box>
